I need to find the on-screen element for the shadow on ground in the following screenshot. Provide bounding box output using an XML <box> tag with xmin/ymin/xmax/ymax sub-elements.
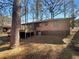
<box><xmin>0</xmin><ymin>33</ymin><xmax>70</xmax><ymax>59</ymax></box>
<box><xmin>59</xmin><ymin>30</ymin><xmax>79</xmax><ymax>59</ymax></box>
<box><xmin>0</xmin><ymin>36</ymin><xmax>10</xmax><ymax>52</ymax></box>
<box><xmin>24</xmin><ymin>35</ymin><xmax>66</xmax><ymax>44</ymax></box>
<box><xmin>0</xmin><ymin>46</ymin><xmax>10</xmax><ymax>52</ymax></box>
<box><xmin>0</xmin><ymin>36</ymin><xmax>9</xmax><ymax>44</ymax></box>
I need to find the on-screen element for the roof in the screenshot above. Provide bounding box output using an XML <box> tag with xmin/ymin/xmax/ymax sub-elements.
<box><xmin>22</xmin><ymin>18</ymin><xmax>72</xmax><ymax>25</ymax></box>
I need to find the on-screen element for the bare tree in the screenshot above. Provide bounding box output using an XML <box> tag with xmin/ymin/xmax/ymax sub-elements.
<box><xmin>35</xmin><ymin>0</ymin><xmax>42</xmax><ymax>21</ymax></box>
<box><xmin>10</xmin><ymin>0</ymin><xmax>21</xmax><ymax>48</ymax></box>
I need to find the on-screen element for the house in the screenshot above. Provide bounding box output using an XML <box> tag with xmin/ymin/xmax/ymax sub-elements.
<box><xmin>0</xmin><ymin>16</ymin><xmax>72</xmax><ymax>38</ymax></box>
<box><xmin>20</xmin><ymin>18</ymin><xmax>71</xmax><ymax>38</ymax></box>
<box><xmin>0</xmin><ymin>16</ymin><xmax>11</xmax><ymax>32</ymax></box>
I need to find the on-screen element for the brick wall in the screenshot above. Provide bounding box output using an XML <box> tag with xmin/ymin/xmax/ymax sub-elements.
<box><xmin>36</xmin><ymin>19</ymin><xmax>70</xmax><ymax>37</ymax></box>
<box><xmin>36</xmin><ymin>20</ymin><xmax>70</xmax><ymax>31</ymax></box>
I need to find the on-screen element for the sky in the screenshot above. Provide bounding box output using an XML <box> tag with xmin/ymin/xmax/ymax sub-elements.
<box><xmin>75</xmin><ymin>0</ymin><xmax>79</xmax><ymax>19</ymax></box>
<box><xmin>1</xmin><ymin>0</ymin><xmax>79</xmax><ymax>23</ymax></box>
<box><xmin>22</xmin><ymin>0</ymin><xmax>79</xmax><ymax>23</ymax></box>
<box><xmin>51</xmin><ymin>0</ymin><xmax>79</xmax><ymax>20</ymax></box>
<box><xmin>75</xmin><ymin>0</ymin><xmax>79</xmax><ymax>7</ymax></box>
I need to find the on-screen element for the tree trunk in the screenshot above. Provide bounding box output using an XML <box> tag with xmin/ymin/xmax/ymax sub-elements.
<box><xmin>10</xmin><ymin>0</ymin><xmax>21</xmax><ymax>48</ymax></box>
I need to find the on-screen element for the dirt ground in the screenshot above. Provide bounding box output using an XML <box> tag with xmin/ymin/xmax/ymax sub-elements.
<box><xmin>0</xmin><ymin>28</ymin><xmax>79</xmax><ymax>59</ymax></box>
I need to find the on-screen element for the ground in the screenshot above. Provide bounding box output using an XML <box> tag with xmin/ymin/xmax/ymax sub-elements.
<box><xmin>0</xmin><ymin>27</ymin><xmax>79</xmax><ymax>59</ymax></box>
